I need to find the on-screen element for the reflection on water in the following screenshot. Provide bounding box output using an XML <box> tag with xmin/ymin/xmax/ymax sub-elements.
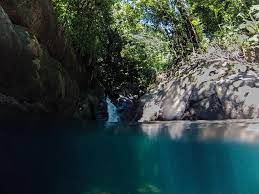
<box><xmin>141</xmin><ymin>120</ymin><xmax>259</xmax><ymax>143</ymax></box>
<box><xmin>0</xmin><ymin>120</ymin><xmax>259</xmax><ymax>194</ymax></box>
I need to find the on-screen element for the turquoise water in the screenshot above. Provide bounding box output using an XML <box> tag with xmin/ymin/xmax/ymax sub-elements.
<box><xmin>1</xmin><ymin>120</ymin><xmax>259</xmax><ymax>194</ymax></box>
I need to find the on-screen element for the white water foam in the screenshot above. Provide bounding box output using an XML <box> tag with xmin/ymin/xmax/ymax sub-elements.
<box><xmin>106</xmin><ymin>97</ymin><xmax>120</xmax><ymax>122</ymax></box>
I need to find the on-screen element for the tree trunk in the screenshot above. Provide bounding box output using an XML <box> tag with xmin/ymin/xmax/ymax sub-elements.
<box><xmin>177</xmin><ymin>0</ymin><xmax>199</xmax><ymax>50</ymax></box>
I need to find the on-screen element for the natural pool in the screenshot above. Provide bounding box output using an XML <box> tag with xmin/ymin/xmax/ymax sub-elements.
<box><xmin>1</xmin><ymin>120</ymin><xmax>259</xmax><ymax>194</ymax></box>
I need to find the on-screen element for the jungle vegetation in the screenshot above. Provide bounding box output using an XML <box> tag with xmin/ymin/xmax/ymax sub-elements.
<box><xmin>50</xmin><ymin>0</ymin><xmax>259</xmax><ymax>97</ymax></box>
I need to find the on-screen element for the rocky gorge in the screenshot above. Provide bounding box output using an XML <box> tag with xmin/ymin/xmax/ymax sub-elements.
<box><xmin>1</xmin><ymin>0</ymin><xmax>259</xmax><ymax>122</ymax></box>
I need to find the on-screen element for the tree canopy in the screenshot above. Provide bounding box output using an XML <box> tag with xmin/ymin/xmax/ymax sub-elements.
<box><xmin>50</xmin><ymin>0</ymin><xmax>259</xmax><ymax>97</ymax></box>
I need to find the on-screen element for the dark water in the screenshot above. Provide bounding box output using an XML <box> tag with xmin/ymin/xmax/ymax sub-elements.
<box><xmin>1</xmin><ymin>120</ymin><xmax>259</xmax><ymax>194</ymax></box>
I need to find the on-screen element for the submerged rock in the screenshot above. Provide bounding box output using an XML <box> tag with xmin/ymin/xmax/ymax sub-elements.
<box><xmin>139</xmin><ymin>49</ymin><xmax>259</xmax><ymax>121</ymax></box>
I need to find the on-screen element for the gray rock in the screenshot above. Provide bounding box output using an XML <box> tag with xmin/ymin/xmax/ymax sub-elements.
<box><xmin>184</xmin><ymin>94</ymin><xmax>225</xmax><ymax>120</ymax></box>
<box><xmin>139</xmin><ymin>54</ymin><xmax>259</xmax><ymax>121</ymax></box>
<box><xmin>217</xmin><ymin>73</ymin><xmax>259</xmax><ymax>119</ymax></box>
<box><xmin>0</xmin><ymin>5</ymin><xmax>80</xmax><ymax>117</ymax></box>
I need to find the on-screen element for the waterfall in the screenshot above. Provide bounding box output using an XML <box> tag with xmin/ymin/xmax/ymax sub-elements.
<box><xmin>106</xmin><ymin>97</ymin><xmax>120</xmax><ymax>122</ymax></box>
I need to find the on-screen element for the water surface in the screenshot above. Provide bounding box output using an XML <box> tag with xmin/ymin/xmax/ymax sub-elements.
<box><xmin>1</xmin><ymin>120</ymin><xmax>259</xmax><ymax>194</ymax></box>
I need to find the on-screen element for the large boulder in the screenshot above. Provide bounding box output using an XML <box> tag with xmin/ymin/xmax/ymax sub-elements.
<box><xmin>139</xmin><ymin>48</ymin><xmax>259</xmax><ymax>121</ymax></box>
<box><xmin>1</xmin><ymin>0</ymin><xmax>65</xmax><ymax>60</ymax></box>
<box><xmin>75</xmin><ymin>93</ymin><xmax>106</xmax><ymax>121</ymax></box>
<box><xmin>0</xmin><ymin>6</ymin><xmax>42</xmax><ymax>100</ymax></box>
<box><xmin>0</xmin><ymin>0</ymin><xmax>80</xmax><ymax>80</ymax></box>
<box><xmin>117</xmin><ymin>96</ymin><xmax>135</xmax><ymax>122</ymax></box>
<box><xmin>0</xmin><ymin>5</ymin><xmax>80</xmax><ymax>117</ymax></box>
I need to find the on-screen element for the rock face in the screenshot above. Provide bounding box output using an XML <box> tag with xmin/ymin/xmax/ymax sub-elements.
<box><xmin>0</xmin><ymin>2</ymin><xmax>90</xmax><ymax>117</ymax></box>
<box><xmin>74</xmin><ymin>87</ymin><xmax>107</xmax><ymax>121</ymax></box>
<box><xmin>0</xmin><ymin>0</ymin><xmax>75</xmax><ymax>66</ymax></box>
<box><xmin>139</xmin><ymin>48</ymin><xmax>259</xmax><ymax>121</ymax></box>
<box><xmin>117</xmin><ymin>97</ymin><xmax>135</xmax><ymax>122</ymax></box>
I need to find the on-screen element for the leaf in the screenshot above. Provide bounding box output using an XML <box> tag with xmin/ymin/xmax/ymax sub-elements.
<box><xmin>191</xmin><ymin>18</ymin><xmax>199</xmax><ymax>26</ymax></box>
<box><xmin>246</xmin><ymin>26</ymin><xmax>256</xmax><ymax>34</ymax></box>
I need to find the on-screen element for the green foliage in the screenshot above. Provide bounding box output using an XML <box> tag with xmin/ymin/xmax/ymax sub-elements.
<box><xmin>113</xmin><ymin>0</ymin><xmax>205</xmax><ymax>69</ymax></box>
<box><xmin>240</xmin><ymin>5</ymin><xmax>259</xmax><ymax>37</ymax></box>
<box><xmin>188</xmin><ymin>0</ymin><xmax>258</xmax><ymax>35</ymax></box>
<box><xmin>50</xmin><ymin>0</ymin><xmax>259</xmax><ymax>97</ymax></box>
<box><xmin>211</xmin><ymin>4</ymin><xmax>259</xmax><ymax>58</ymax></box>
<box><xmin>237</xmin><ymin>4</ymin><xmax>259</xmax><ymax>59</ymax></box>
<box><xmin>112</xmin><ymin>0</ymin><xmax>171</xmax><ymax>82</ymax></box>
<box><xmin>51</xmin><ymin>0</ymin><xmax>164</xmax><ymax>94</ymax></box>
<box><xmin>51</xmin><ymin>0</ymin><xmax>113</xmax><ymax>60</ymax></box>
<box><xmin>129</xmin><ymin>0</ymin><xmax>203</xmax><ymax>59</ymax></box>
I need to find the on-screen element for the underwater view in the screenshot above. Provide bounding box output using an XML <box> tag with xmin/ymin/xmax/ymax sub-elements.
<box><xmin>1</xmin><ymin>120</ymin><xmax>259</xmax><ymax>194</ymax></box>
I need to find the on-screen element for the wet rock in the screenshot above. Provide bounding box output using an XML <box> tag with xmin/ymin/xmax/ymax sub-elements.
<box><xmin>74</xmin><ymin>87</ymin><xmax>106</xmax><ymax>121</ymax></box>
<box><xmin>117</xmin><ymin>96</ymin><xmax>135</xmax><ymax>122</ymax></box>
<box><xmin>96</xmin><ymin>99</ymin><xmax>108</xmax><ymax>121</ymax></box>
<box><xmin>0</xmin><ymin>93</ymin><xmax>48</xmax><ymax>118</ymax></box>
